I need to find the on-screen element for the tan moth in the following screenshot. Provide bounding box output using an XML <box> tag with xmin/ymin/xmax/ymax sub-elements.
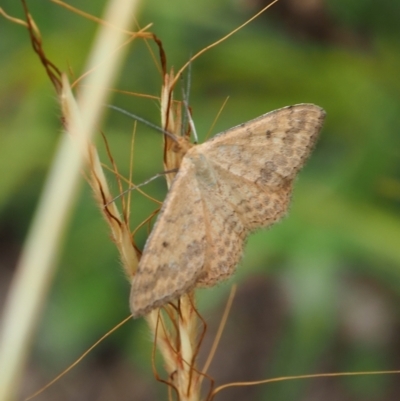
<box><xmin>130</xmin><ymin>104</ymin><xmax>325</xmax><ymax>317</ymax></box>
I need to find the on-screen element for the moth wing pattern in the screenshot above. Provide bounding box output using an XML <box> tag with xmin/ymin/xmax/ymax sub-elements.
<box><xmin>130</xmin><ymin>159</ymin><xmax>207</xmax><ymax>317</ymax></box>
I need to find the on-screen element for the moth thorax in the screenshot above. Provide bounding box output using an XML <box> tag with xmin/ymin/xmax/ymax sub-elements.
<box><xmin>189</xmin><ymin>152</ymin><xmax>218</xmax><ymax>188</ymax></box>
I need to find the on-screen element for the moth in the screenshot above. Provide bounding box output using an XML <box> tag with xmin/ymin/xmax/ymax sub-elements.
<box><xmin>130</xmin><ymin>104</ymin><xmax>325</xmax><ymax>317</ymax></box>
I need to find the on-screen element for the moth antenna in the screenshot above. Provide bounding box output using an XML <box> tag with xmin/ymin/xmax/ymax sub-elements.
<box><xmin>105</xmin><ymin>169</ymin><xmax>178</xmax><ymax>207</ymax></box>
<box><xmin>181</xmin><ymin>84</ymin><xmax>198</xmax><ymax>143</ymax></box>
<box><xmin>107</xmin><ymin>104</ymin><xmax>178</xmax><ymax>142</ymax></box>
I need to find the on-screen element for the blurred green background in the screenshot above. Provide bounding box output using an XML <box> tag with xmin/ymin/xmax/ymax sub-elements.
<box><xmin>1</xmin><ymin>0</ymin><xmax>400</xmax><ymax>400</ymax></box>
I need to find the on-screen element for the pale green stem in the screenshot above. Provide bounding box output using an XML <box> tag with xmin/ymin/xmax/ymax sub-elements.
<box><xmin>0</xmin><ymin>1</ymin><xmax>141</xmax><ymax>400</ymax></box>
